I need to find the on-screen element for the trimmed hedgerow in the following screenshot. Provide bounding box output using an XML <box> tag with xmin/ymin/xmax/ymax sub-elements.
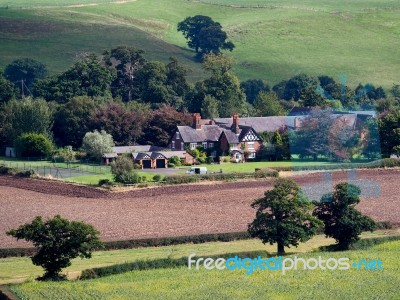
<box><xmin>79</xmin><ymin>250</ymin><xmax>266</xmax><ymax>280</ymax></box>
<box><xmin>0</xmin><ymin>232</ymin><xmax>251</xmax><ymax>258</ymax></box>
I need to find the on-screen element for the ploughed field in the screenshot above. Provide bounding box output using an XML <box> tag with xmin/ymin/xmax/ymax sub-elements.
<box><xmin>0</xmin><ymin>169</ymin><xmax>399</xmax><ymax>248</ymax></box>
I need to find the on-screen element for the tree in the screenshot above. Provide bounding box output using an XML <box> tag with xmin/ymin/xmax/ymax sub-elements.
<box><xmin>82</xmin><ymin>130</ymin><xmax>114</xmax><ymax>160</ymax></box>
<box><xmin>111</xmin><ymin>156</ymin><xmax>142</xmax><ymax>184</ymax></box>
<box><xmin>54</xmin><ymin>146</ymin><xmax>76</xmax><ymax>165</ymax></box>
<box><xmin>140</xmin><ymin>106</ymin><xmax>192</xmax><ymax>146</ymax></box>
<box><xmin>34</xmin><ymin>54</ymin><xmax>113</xmax><ymax>103</ymax></box>
<box><xmin>5</xmin><ymin>58</ymin><xmax>47</xmax><ymax>94</ymax></box>
<box><xmin>7</xmin><ymin>215</ymin><xmax>103</xmax><ymax>280</ymax></box>
<box><xmin>14</xmin><ymin>132</ymin><xmax>53</xmax><ymax>158</ymax></box>
<box><xmin>379</xmin><ymin>110</ymin><xmax>400</xmax><ymax>157</ymax></box>
<box><xmin>103</xmin><ymin>46</ymin><xmax>146</xmax><ymax>101</ymax></box>
<box><xmin>3</xmin><ymin>98</ymin><xmax>54</xmax><ymax>144</ymax></box>
<box><xmin>248</xmin><ymin>178</ymin><xmax>322</xmax><ymax>255</ymax></box>
<box><xmin>273</xmin><ymin>74</ymin><xmax>318</xmax><ymax>101</ymax></box>
<box><xmin>201</xmin><ymin>95</ymin><xmax>219</xmax><ymax>119</ymax></box>
<box><xmin>313</xmin><ymin>183</ymin><xmax>376</xmax><ymax>250</ymax></box>
<box><xmin>89</xmin><ymin>102</ymin><xmax>145</xmax><ymax>145</ymax></box>
<box><xmin>300</xmin><ymin>87</ymin><xmax>325</xmax><ymax>107</ymax></box>
<box><xmin>253</xmin><ymin>92</ymin><xmax>285</xmax><ymax>116</ymax></box>
<box><xmin>199</xmin><ymin>54</ymin><xmax>247</xmax><ymax>117</ymax></box>
<box><xmin>240</xmin><ymin>79</ymin><xmax>270</xmax><ymax>105</ymax></box>
<box><xmin>177</xmin><ymin>15</ymin><xmax>234</xmax><ymax>57</ymax></box>
<box><xmin>52</xmin><ymin>96</ymin><xmax>99</xmax><ymax>148</ymax></box>
<box><xmin>0</xmin><ymin>72</ymin><xmax>16</xmax><ymax>103</ymax></box>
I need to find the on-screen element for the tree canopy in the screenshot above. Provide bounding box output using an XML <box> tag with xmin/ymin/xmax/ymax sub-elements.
<box><xmin>177</xmin><ymin>15</ymin><xmax>234</xmax><ymax>57</ymax></box>
<box><xmin>248</xmin><ymin>178</ymin><xmax>322</xmax><ymax>255</ymax></box>
<box><xmin>7</xmin><ymin>215</ymin><xmax>103</xmax><ymax>280</ymax></box>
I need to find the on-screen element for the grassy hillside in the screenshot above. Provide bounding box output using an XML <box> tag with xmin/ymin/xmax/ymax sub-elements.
<box><xmin>0</xmin><ymin>0</ymin><xmax>399</xmax><ymax>87</ymax></box>
<box><xmin>5</xmin><ymin>238</ymin><xmax>400</xmax><ymax>299</ymax></box>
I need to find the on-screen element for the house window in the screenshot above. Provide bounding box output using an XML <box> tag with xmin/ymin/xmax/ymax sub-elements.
<box><xmin>209</xmin><ymin>142</ymin><xmax>214</xmax><ymax>148</ymax></box>
<box><xmin>248</xmin><ymin>152</ymin><xmax>256</xmax><ymax>159</ymax></box>
<box><xmin>202</xmin><ymin>142</ymin><xmax>207</xmax><ymax>149</ymax></box>
<box><xmin>248</xmin><ymin>142</ymin><xmax>255</xmax><ymax>150</ymax></box>
<box><xmin>176</xmin><ymin>132</ymin><xmax>180</xmax><ymax>139</ymax></box>
<box><xmin>211</xmin><ymin>151</ymin><xmax>216</xmax><ymax>157</ymax></box>
<box><xmin>231</xmin><ymin>143</ymin><xmax>238</xmax><ymax>150</ymax></box>
<box><xmin>181</xmin><ymin>143</ymin><xmax>184</xmax><ymax>150</ymax></box>
<box><xmin>190</xmin><ymin>143</ymin><xmax>197</xmax><ymax>150</ymax></box>
<box><xmin>171</xmin><ymin>141</ymin><xmax>175</xmax><ymax>149</ymax></box>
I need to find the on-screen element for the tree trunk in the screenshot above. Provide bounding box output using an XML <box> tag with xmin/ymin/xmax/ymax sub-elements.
<box><xmin>277</xmin><ymin>242</ymin><xmax>285</xmax><ymax>255</ymax></box>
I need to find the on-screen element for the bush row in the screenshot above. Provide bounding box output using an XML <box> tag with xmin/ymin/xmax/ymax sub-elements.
<box><xmin>0</xmin><ymin>232</ymin><xmax>251</xmax><ymax>258</ymax></box>
<box><xmin>0</xmin><ymin>165</ymin><xmax>37</xmax><ymax>177</ymax></box>
<box><xmin>80</xmin><ymin>250</ymin><xmax>266</xmax><ymax>280</ymax></box>
<box><xmin>164</xmin><ymin>169</ymin><xmax>278</xmax><ymax>184</ymax></box>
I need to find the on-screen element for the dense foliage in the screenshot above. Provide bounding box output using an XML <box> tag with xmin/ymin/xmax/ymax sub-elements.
<box><xmin>313</xmin><ymin>183</ymin><xmax>376</xmax><ymax>250</ymax></box>
<box><xmin>7</xmin><ymin>215</ymin><xmax>103</xmax><ymax>280</ymax></box>
<box><xmin>248</xmin><ymin>178</ymin><xmax>322</xmax><ymax>254</ymax></box>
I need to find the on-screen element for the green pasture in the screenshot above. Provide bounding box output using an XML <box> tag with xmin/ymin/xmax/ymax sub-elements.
<box><xmin>3</xmin><ymin>234</ymin><xmax>399</xmax><ymax>299</ymax></box>
<box><xmin>0</xmin><ymin>0</ymin><xmax>399</xmax><ymax>87</ymax></box>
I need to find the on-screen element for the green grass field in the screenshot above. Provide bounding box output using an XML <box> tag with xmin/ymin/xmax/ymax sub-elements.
<box><xmin>4</xmin><ymin>234</ymin><xmax>399</xmax><ymax>299</ymax></box>
<box><xmin>1</xmin><ymin>0</ymin><xmax>399</xmax><ymax>87</ymax></box>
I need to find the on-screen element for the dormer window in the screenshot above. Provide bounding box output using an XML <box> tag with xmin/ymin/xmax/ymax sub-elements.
<box><xmin>176</xmin><ymin>132</ymin><xmax>180</xmax><ymax>139</ymax></box>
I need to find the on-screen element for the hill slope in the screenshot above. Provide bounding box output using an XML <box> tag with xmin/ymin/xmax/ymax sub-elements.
<box><xmin>0</xmin><ymin>0</ymin><xmax>399</xmax><ymax>87</ymax></box>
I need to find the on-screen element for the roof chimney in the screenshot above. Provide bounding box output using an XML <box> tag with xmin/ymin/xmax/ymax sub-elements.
<box><xmin>232</xmin><ymin>113</ymin><xmax>240</xmax><ymax>134</ymax></box>
<box><xmin>192</xmin><ymin>113</ymin><xmax>201</xmax><ymax>130</ymax></box>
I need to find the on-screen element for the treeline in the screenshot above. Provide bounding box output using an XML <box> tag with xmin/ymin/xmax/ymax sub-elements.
<box><xmin>0</xmin><ymin>47</ymin><xmax>399</xmax><ymax>157</ymax></box>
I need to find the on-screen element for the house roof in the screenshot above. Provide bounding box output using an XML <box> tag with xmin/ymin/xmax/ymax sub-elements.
<box><xmin>132</xmin><ymin>151</ymin><xmax>193</xmax><ymax>160</ymax></box>
<box><xmin>112</xmin><ymin>145</ymin><xmax>165</xmax><ymax>154</ymax></box>
<box><xmin>177</xmin><ymin>125</ymin><xmax>222</xmax><ymax>143</ymax></box>
<box><xmin>103</xmin><ymin>153</ymin><xmax>118</xmax><ymax>158</ymax></box>
<box><xmin>214</xmin><ymin>116</ymin><xmax>297</xmax><ymax>132</ymax></box>
<box><xmin>221</xmin><ymin>129</ymin><xmax>240</xmax><ymax>143</ymax></box>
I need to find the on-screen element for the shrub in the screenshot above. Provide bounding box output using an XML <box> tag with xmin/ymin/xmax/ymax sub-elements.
<box><xmin>223</xmin><ymin>157</ymin><xmax>230</xmax><ymax>163</ymax></box>
<box><xmin>164</xmin><ymin>175</ymin><xmax>198</xmax><ymax>184</ymax></box>
<box><xmin>167</xmin><ymin>163</ymin><xmax>175</xmax><ymax>168</ymax></box>
<box><xmin>206</xmin><ymin>156</ymin><xmax>214</xmax><ymax>164</ymax></box>
<box><xmin>133</xmin><ymin>163</ymin><xmax>141</xmax><ymax>169</ymax></box>
<box><xmin>0</xmin><ymin>165</ymin><xmax>16</xmax><ymax>175</ymax></box>
<box><xmin>14</xmin><ymin>132</ymin><xmax>53</xmax><ymax>158</ymax></box>
<box><xmin>16</xmin><ymin>169</ymin><xmax>36</xmax><ymax>178</ymax></box>
<box><xmin>98</xmin><ymin>179</ymin><xmax>112</xmax><ymax>186</ymax></box>
<box><xmin>197</xmin><ymin>157</ymin><xmax>206</xmax><ymax>164</ymax></box>
<box><xmin>111</xmin><ymin>156</ymin><xmax>141</xmax><ymax>184</ymax></box>
<box><xmin>153</xmin><ymin>174</ymin><xmax>162</xmax><ymax>182</ymax></box>
<box><xmin>254</xmin><ymin>168</ymin><xmax>279</xmax><ymax>178</ymax></box>
<box><xmin>169</xmin><ymin>156</ymin><xmax>182</xmax><ymax>166</ymax></box>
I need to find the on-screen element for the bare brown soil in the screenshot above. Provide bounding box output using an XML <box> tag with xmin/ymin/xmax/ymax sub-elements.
<box><xmin>0</xmin><ymin>169</ymin><xmax>399</xmax><ymax>248</ymax></box>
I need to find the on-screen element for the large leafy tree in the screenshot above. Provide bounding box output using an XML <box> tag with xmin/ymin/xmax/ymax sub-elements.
<box><xmin>240</xmin><ymin>79</ymin><xmax>270</xmax><ymax>105</ymax></box>
<box><xmin>52</xmin><ymin>96</ymin><xmax>99</xmax><ymax>148</ymax></box>
<box><xmin>177</xmin><ymin>15</ymin><xmax>234</xmax><ymax>56</ymax></box>
<box><xmin>253</xmin><ymin>92</ymin><xmax>285</xmax><ymax>116</ymax></box>
<box><xmin>0</xmin><ymin>72</ymin><xmax>16</xmax><ymax>103</ymax></box>
<box><xmin>103</xmin><ymin>46</ymin><xmax>146</xmax><ymax>101</ymax></box>
<box><xmin>89</xmin><ymin>102</ymin><xmax>146</xmax><ymax>145</ymax></box>
<box><xmin>313</xmin><ymin>183</ymin><xmax>376</xmax><ymax>250</ymax></box>
<box><xmin>5</xmin><ymin>58</ymin><xmax>47</xmax><ymax>93</ymax></box>
<box><xmin>82</xmin><ymin>130</ymin><xmax>114</xmax><ymax>160</ymax></box>
<box><xmin>140</xmin><ymin>106</ymin><xmax>191</xmax><ymax>146</ymax></box>
<box><xmin>273</xmin><ymin>74</ymin><xmax>318</xmax><ymax>101</ymax></box>
<box><xmin>379</xmin><ymin>110</ymin><xmax>400</xmax><ymax>157</ymax></box>
<box><xmin>3</xmin><ymin>98</ymin><xmax>54</xmax><ymax>144</ymax></box>
<box><xmin>7</xmin><ymin>215</ymin><xmax>103</xmax><ymax>280</ymax></box>
<box><xmin>34</xmin><ymin>54</ymin><xmax>113</xmax><ymax>103</ymax></box>
<box><xmin>248</xmin><ymin>178</ymin><xmax>322</xmax><ymax>255</ymax></box>
<box><xmin>197</xmin><ymin>54</ymin><xmax>246</xmax><ymax>117</ymax></box>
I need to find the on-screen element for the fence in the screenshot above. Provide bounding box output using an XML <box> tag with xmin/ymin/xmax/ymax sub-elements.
<box><xmin>0</xmin><ymin>159</ymin><xmax>108</xmax><ymax>179</ymax></box>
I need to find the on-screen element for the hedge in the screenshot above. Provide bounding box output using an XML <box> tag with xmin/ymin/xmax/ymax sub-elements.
<box><xmin>0</xmin><ymin>232</ymin><xmax>251</xmax><ymax>258</ymax></box>
<box><xmin>319</xmin><ymin>234</ymin><xmax>400</xmax><ymax>252</ymax></box>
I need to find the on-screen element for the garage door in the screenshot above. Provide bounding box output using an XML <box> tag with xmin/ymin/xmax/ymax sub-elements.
<box><xmin>156</xmin><ymin>159</ymin><xmax>166</xmax><ymax>168</ymax></box>
<box><xmin>142</xmin><ymin>160</ymin><xmax>152</xmax><ymax>169</ymax></box>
